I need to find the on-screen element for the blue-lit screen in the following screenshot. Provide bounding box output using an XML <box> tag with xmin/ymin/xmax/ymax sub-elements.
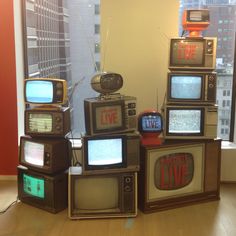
<box><xmin>171</xmin><ymin>76</ymin><xmax>202</xmax><ymax>99</ymax></box>
<box><xmin>26</xmin><ymin>81</ymin><xmax>53</xmax><ymax>103</ymax></box>
<box><xmin>88</xmin><ymin>138</ymin><xmax>122</xmax><ymax>165</ymax></box>
<box><xmin>142</xmin><ymin>115</ymin><xmax>162</xmax><ymax>132</ymax></box>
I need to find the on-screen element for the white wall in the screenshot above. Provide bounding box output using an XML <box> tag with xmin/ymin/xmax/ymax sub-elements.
<box><xmin>101</xmin><ymin>0</ymin><xmax>179</xmax><ymax>112</ymax></box>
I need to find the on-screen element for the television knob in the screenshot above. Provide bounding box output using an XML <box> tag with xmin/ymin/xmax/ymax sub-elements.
<box><xmin>124</xmin><ymin>186</ymin><xmax>131</xmax><ymax>192</ymax></box>
<box><xmin>55</xmin><ymin>116</ymin><xmax>61</xmax><ymax>122</ymax></box>
<box><xmin>125</xmin><ymin>177</ymin><xmax>131</xmax><ymax>183</ymax></box>
<box><xmin>207</xmin><ymin>48</ymin><xmax>213</xmax><ymax>53</ymax></box>
<box><xmin>209</xmin><ymin>75</ymin><xmax>214</xmax><ymax>81</ymax></box>
<box><xmin>56</xmin><ymin>125</ymin><xmax>61</xmax><ymax>130</ymax></box>
<box><xmin>207</xmin><ymin>41</ymin><xmax>213</xmax><ymax>46</ymax></box>
<box><xmin>209</xmin><ymin>83</ymin><xmax>214</xmax><ymax>88</ymax></box>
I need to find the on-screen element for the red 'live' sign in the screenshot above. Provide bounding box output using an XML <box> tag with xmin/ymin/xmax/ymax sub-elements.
<box><xmin>177</xmin><ymin>44</ymin><xmax>197</xmax><ymax>61</ymax></box>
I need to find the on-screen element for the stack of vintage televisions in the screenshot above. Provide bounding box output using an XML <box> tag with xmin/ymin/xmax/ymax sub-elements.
<box><xmin>17</xmin><ymin>78</ymin><xmax>71</xmax><ymax>213</ymax></box>
<box><xmin>68</xmin><ymin>72</ymin><xmax>140</xmax><ymax>219</ymax></box>
<box><xmin>138</xmin><ymin>9</ymin><xmax>222</xmax><ymax>213</ymax></box>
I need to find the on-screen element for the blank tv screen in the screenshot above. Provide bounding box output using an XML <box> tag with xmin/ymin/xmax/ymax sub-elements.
<box><xmin>170</xmin><ymin>75</ymin><xmax>202</xmax><ymax>99</ymax></box>
<box><xmin>74</xmin><ymin>177</ymin><xmax>119</xmax><ymax>210</ymax></box>
<box><xmin>168</xmin><ymin>109</ymin><xmax>201</xmax><ymax>133</ymax></box>
<box><xmin>23</xmin><ymin>173</ymin><xmax>45</xmax><ymax>199</ymax></box>
<box><xmin>142</xmin><ymin>115</ymin><xmax>162</xmax><ymax>132</ymax></box>
<box><xmin>29</xmin><ymin>113</ymin><xmax>53</xmax><ymax>132</ymax></box>
<box><xmin>88</xmin><ymin>138</ymin><xmax>123</xmax><ymax>165</ymax></box>
<box><xmin>26</xmin><ymin>80</ymin><xmax>53</xmax><ymax>103</ymax></box>
<box><xmin>95</xmin><ymin>105</ymin><xmax>122</xmax><ymax>130</ymax></box>
<box><xmin>24</xmin><ymin>141</ymin><xmax>44</xmax><ymax>166</ymax></box>
<box><xmin>171</xmin><ymin>40</ymin><xmax>204</xmax><ymax>66</ymax></box>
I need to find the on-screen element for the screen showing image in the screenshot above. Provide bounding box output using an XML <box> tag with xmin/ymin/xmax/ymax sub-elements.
<box><xmin>142</xmin><ymin>115</ymin><xmax>162</xmax><ymax>132</ymax></box>
<box><xmin>168</xmin><ymin>109</ymin><xmax>201</xmax><ymax>133</ymax></box>
<box><xmin>95</xmin><ymin>105</ymin><xmax>122</xmax><ymax>130</ymax></box>
<box><xmin>24</xmin><ymin>141</ymin><xmax>44</xmax><ymax>166</ymax></box>
<box><xmin>23</xmin><ymin>173</ymin><xmax>45</xmax><ymax>199</ymax></box>
<box><xmin>87</xmin><ymin>138</ymin><xmax>123</xmax><ymax>165</ymax></box>
<box><xmin>29</xmin><ymin>113</ymin><xmax>53</xmax><ymax>132</ymax></box>
<box><xmin>74</xmin><ymin>177</ymin><xmax>119</xmax><ymax>210</ymax></box>
<box><xmin>170</xmin><ymin>75</ymin><xmax>202</xmax><ymax>99</ymax></box>
<box><xmin>189</xmin><ymin>11</ymin><xmax>202</xmax><ymax>21</ymax></box>
<box><xmin>26</xmin><ymin>81</ymin><xmax>53</xmax><ymax>103</ymax></box>
<box><xmin>171</xmin><ymin>40</ymin><xmax>204</xmax><ymax>66</ymax></box>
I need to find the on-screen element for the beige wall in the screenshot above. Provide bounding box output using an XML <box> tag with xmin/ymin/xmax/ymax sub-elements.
<box><xmin>101</xmin><ymin>0</ymin><xmax>179</xmax><ymax>112</ymax></box>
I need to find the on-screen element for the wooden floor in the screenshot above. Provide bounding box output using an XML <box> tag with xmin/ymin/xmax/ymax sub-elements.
<box><xmin>1</xmin><ymin>181</ymin><xmax>236</xmax><ymax>236</ymax></box>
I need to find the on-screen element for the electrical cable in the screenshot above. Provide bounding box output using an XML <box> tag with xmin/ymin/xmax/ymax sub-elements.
<box><xmin>0</xmin><ymin>196</ymin><xmax>19</xmax><ymax>214</ymax></box>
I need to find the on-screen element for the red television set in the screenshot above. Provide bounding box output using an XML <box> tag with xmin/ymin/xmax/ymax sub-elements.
<box><xmin>138</xmin><ymin>110</ymin><xmax>163</xmax><ymax>146</ymax></box>
<box><xmin>163</xmin><ymin>105</ymin><xmax>218</xmax><ymax>140</ymax></box>
<box><xmin>68</xmin><ymin>167</ymin><xmax>137</xmax><ymax>219</ymax></box>
<box><xmin>19</xmin><ymin>136</ymin><xmax>71</xmax><ymax>174</ymax></box>
<box><xmin>138</xmin><ymin>139</ymin><xmax>221</xmax><ymax>213</ymax></box>
<box><xmin>82</xmin><ymin>132</ymin><xmax>140</xmax><ymax>175</ymax></box>
<box><xmin>24</xmin><ymin>78</ymin><xmax>68</xmax><ymax>106</ymax></box>
<box><xmin>24</xmin><ymin>107</ymin><xmax>71</xmax><ymax>137</ymax></box>
<box><xmin>167</xmin><ymin>72</ymin><xmax>216</xmax><ymax>104</ymax></box>
<box><xmin>17</xmin><ymin>166</ymin><xmax>68</xmax><ymax>213</ymax></box>
<box><xmin>169</xmin><ymin>37</ymin><xmax>216</xmax><ymax>71</ymax></box>
<box><xmin>84</xmin><ymin>94</ymin><xmax>137</xmax><ymax>135</ymax></box>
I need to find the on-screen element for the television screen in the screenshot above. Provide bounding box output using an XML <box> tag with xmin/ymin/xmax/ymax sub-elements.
<box><xmin>170</xmin><ymin>39</ymin><xmax>204</xmax><ymax>66</ymax></box>
<box><xmin>88</xmin><ymin>138</ymin><xmax>123</xmax><ymax>165</ymax></box>
<box><xmin>23</xmin><ymin>173</ymin><xmax>45</xmax><ymax>199</ymax></box>
<box><xmin>29</xmin><ymin>113</ymin><xmax>53</xmax><ymax>132</ymax></box>
<box><xmin>26</xmin><ymin>80</ymin><xmax>53</xmax><ymax>103</ymax></box>
<box><xmin>74</xmin><ymin>177</ymin><xmax>119</xmax><ymax>210</ymax></box>
<box><xmin>24</xmin><ymin>141</ymin><xmax>44</xmax><ymax>166</ymax></box>
<box><xmin>168</xmin><ymin>109</ymin><xmax>202</xmax><ymax>134</ymax></box>
<box><xmin>95</xmin><ymin>105</ymin><xmax>123</xmax><ymax>130</ymax></box>
<box><xmin>170</xmin><ymin>75</ymin><xmax>202</xmax><ymax>100</ymax></box>
<box><xmin>141</xmin><ymin>115</ymin><xmax>162</xmax><ymax>132</ymax></box>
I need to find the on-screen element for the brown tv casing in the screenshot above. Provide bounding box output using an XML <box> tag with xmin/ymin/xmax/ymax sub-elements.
<box><xmin>138</xmin><ymin>139</ymin><xmax>221</xmax><ymax>213</ymax></box>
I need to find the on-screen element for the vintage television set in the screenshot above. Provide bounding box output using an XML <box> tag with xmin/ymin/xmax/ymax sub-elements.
<box><xmin>138</xmin><ymin>110</ymin><xmax>163</xmax><ymax>146</ymax></box>
<box><xmin>17</xmin><ymin>166</ymin><xmax>68</xmax><ymax>213</ymax></box>
<box><xmin>84</xmin><ymin>94</ymin><xmax>137</xmax><ymax>135</ymax></box>
<box><xmin>19</xmin><ymin>136</ymin><xmax>71</xmax><ymax>174</ymax></box>
<box><xmin>168</xmin><ymin>37</ymin><xmax>217</xmax><ymax>71</ymax></box>
<box><xmin>163</xmin><ymin>105</ymin><xmax>218</xmax><ymax>139</ymax></box>
<box><xmin>167</xmin><ymin>72</ymin><xmax>216</xmax><ymax>104</ymax></box>
<box><xmin>24</xmin><ymin>78</ymin><xmax>68</xmax><ymax>106</ymax></box>
<box><xmin>138</xmin><ymin>139</ymin><xmax>221</xmax><ymax>213</ymax></box>
<box><xmin>24</xmin><ymin>107</ymin><xmax>71</xmax><ymax>137</ymax></box>
<box><xmin>68</xmin><ymin>167</ymin><xmax>137</xmax><ymax>219</ymax></box>
<box><xmin>82</xmin><ymin>132</ymin><xmax>140</xmax><ymax>175</ymax></box>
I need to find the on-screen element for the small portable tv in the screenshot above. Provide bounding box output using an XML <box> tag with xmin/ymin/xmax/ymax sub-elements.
<box><xmin>19</xmin><ymin>136</ymin><xmax>71</xmax><ymax>174</ymax></box>
<box><xmin>138</xmin><ymin>139</ymin><xmax>221</xmax><ymax>213</ymax></box>
<box><xmin>182</xmin><ymin>9</ymin><xmax>210</xmax><ymax>37</ymax></box>
<box><xmin>169</xmin><ymin>37</ymin><xmax>217</xmax><ymax>71</ymax></box>
<box><xmin>167</xmin><ymin>72</ymin><xmax>216</xmax><ymax>104</ymax></box>
<box><xmin>82</xmin><ymin>132</ymin><xmax>140</xmax><ymax>175</ymax></box>
<box><xmin>24</xmin><ymin>78</ymin><xmax>68</xmax><ymax>105</ymax></box>
<box><xmin>84</xmin><ymin>94</ymin><xmax>137</xmax><ymax>135</ymax></box>
<box><xmin>18</xmin><ymin>166</ymin><xmax>68</xmax><ymax>213</ymax></box>
<box><xmin>138</xmin><ymin>110</ymin><xmax>163</xmax><ymax>146</ymax></box>
<box><xmin>91</xmin><ymin>72</ymin><xmax>123</xmax><ymax>94</ymax></box>
<box><xmin>163</xmin><ymin>105</ymin><xmax>218</xmax><ymax>139</ymax></box>
<box><xmin>25</xmin><ymin>107</ymin><xmax>71</xmax><ymax>137</ymax></box>
<box><xmin>68</xmin><ymin>167</ymin><xmax>137</xmax><ymax>219</ymax></box>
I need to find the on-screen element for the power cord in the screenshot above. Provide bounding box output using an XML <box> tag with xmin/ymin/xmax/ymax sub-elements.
<box><xmin>0</xmin><ymin>196</ymin><xmax>19</xmax><ymax>214</ymax></box>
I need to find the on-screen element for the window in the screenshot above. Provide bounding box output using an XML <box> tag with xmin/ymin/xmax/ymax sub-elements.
<box><xmin>179</xmin><ymin>1</ymin><xmax>236</xmax><ymax>141</ymax></box>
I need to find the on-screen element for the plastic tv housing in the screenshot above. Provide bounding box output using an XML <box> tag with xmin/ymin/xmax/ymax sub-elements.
<box><xmin>138</xmin><ymin>139</ymin><xmax>221</xmax><ymax>213</ymax></box>
<box><xmin>162</xmin><ymin>104</ymin><xmax>218</xmax><ymax>139</ymax></box>
<box><xmin>82</xmin><ymin>132</ymin><xmax>140</xmax><ymax>175</ymax></box>
<box><xmin>168</xmin><ymin>37</ymin><xmax>217</xmax><ymax>71</ymax></box>
<box><xmin>166</xmin><ymin>72</ymin><xmax>216</xmax><ymax>104</ymax></box>
<box><xmin>19</xmin><ymin>136</ymin><xmax>71</xmax><ymax>174</ymax></box>
<box><xmin>24</xmin><ymin>78</ymin><xmax>68</xmax><ymax>106</ymax></box>
<box><xmin>17</xmin><ymin>166</ymin><xmax>68</xmax><ymax>213</ymax></box>
<box><xmin>24</xmin><ymin>107</ymin><xmax>71</xmax><ymax>137</ymax></box>
<box><xmin>68</xmin><ymin>167</ymin><xmax>137</xmax><ymax>219</ymax></box>
<box><xmin>84</xmin><ymin>94</ymin><xmax>137</xmax><ymax>135</ymax></box>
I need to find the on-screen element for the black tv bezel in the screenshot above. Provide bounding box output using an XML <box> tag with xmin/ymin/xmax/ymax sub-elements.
<box><xmin>186</xmin><ymin>9</ymin><xmax>210</xmax><ymax>23</ymax></box>
<box><xmin>169</xmin><ymin>38</ymin><xmax>206</xmax><ymax>68</ymax></box>
<box><xmin>83</xmin><ymin>134</ymin><xmax>127</xmax><ymax>171</ymax></box>
<box><xmin>24</xmin><ymin>79</ymin><xmax>65</xmax><ymax>104</ymax></box>
<box><xmin>166</xmin><ymin>107</ymin><xmax>205</xmax><ymax>137</ymax></box>
<box><xmin>91</xmin><ymin>99</ymin><xmax>126</xmax><ymax>134</ymax></box>
<box><xmin>138</xmin><ymin>111</ymin><xmax>163</xmax><ymax>134</ymax></box>
<box><xmin>167</xmin><ymin>73</ymin><xmax>204</xmax><ymax>102</ymax></box>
